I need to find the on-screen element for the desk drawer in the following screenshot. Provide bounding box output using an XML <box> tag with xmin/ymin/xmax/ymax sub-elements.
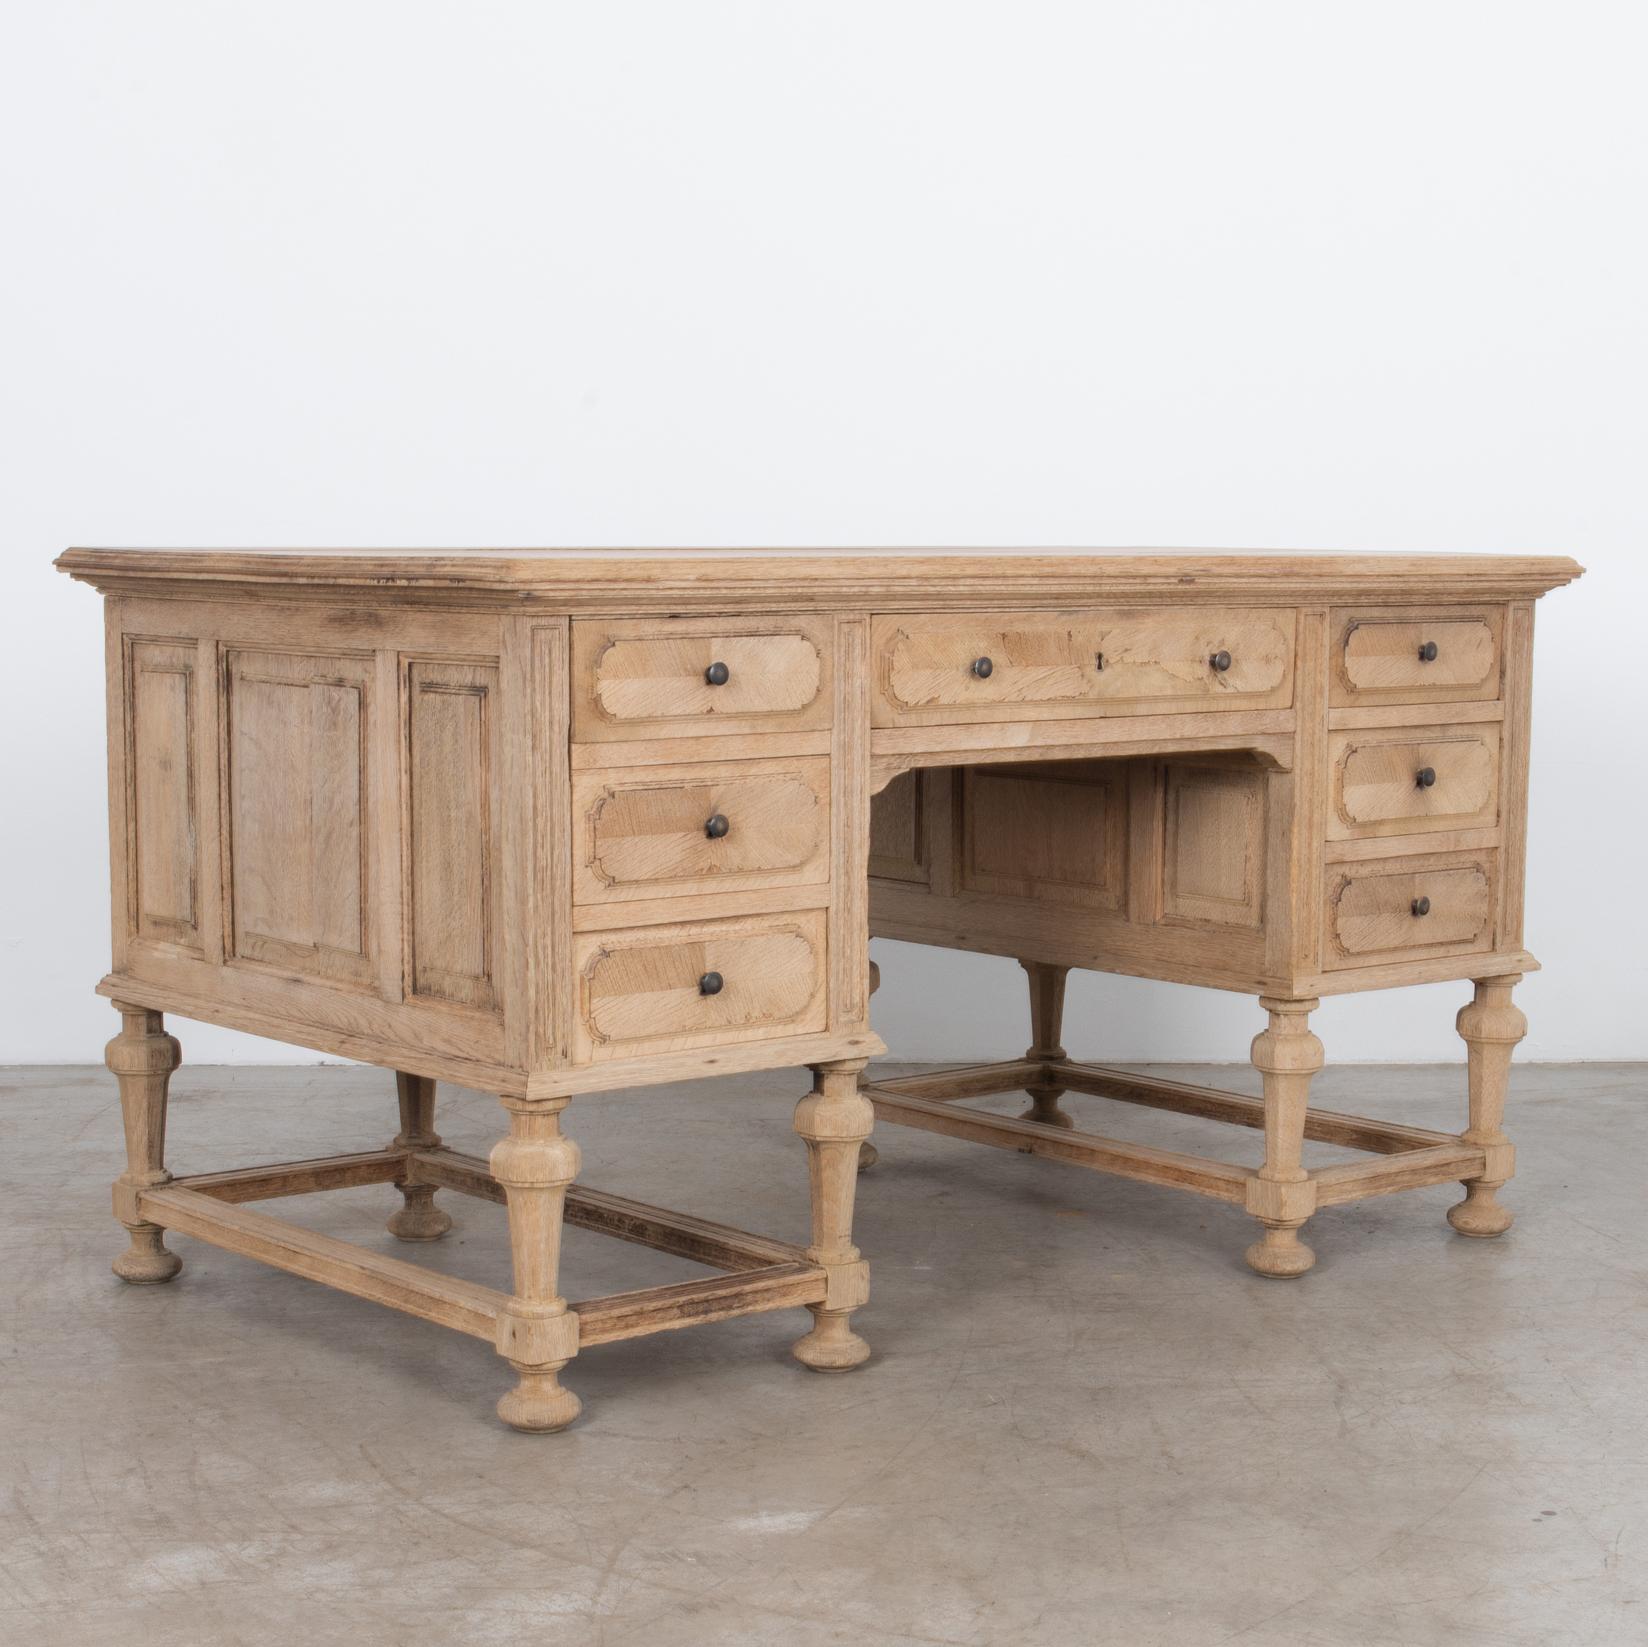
<box><xmin>574</xmin><ymin>617</ymin><xmax>833</xmax><ymax>742</ymax></box>
<box><xmin>1333</xmin><ymin>611</ymin><xmax>1502</xmax><ymax>706</ymax></box>
<box><xmin>871</xmin><ymin>609</ymin><xmax>1295</xmax><ymax>725</ymax></box>
<box><xmin>572</xmin><ymin>910</ymin><xmax>827</xmax><ymax>1061</ymax></box>
<box><xmin>1328</xmin><ymin>724</ymin><xmax>1500</xmax><ymax>840</ymax></box>
<box><xmin>1325</xmin><ymin>852</ymin><xmax>1496</xmax><ymax>969</ymax></box>
<box><xmin>572</xmin><ymin>758</ymin><xmax>830</xmax><ymax>904</ymax></box>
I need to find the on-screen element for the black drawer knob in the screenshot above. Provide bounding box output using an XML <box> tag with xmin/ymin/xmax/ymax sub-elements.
<box><xmin>971</xmin><ymin>656</ymin><xmax>994</xmax><ymax>679</ymax></box>
<box><xmin>704</xmin><ymin>813</ymin><xmax>730</xmax><ymax>839</ymax></box>
<box><xmin>1418</xmin><ymin>640</ymin><xmax>1439</xmax><ymax>662</ymax></box>
<box><xmin>704</xmin><ymin>661</ymin><xmax>730</xmax><ymax>686</ymax></box>
<box><xmin>1411</xmin><ymin>895</ymin><xmax>1432</xmax><ymax>917</ymax></box>
<box><xmin>698</xmin><ymin>971</ymin><xmax>724</xmax><ymax>996</ymax></box>
<box><xmin>1416</xmin><ymin>766</ymin><xmax>1437</xmax><ymax>788</ymax></box>
<box><xmin>1210</xmin><ymin>650</ymin><xmax>1232</xmax><ymax>672</ymax></box>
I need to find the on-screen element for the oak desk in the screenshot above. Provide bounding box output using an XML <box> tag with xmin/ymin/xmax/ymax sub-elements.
<box><xmin>57</xmin><ymin>548</ymin><xmax>1580</xmax><ymax>1431</ymax></box>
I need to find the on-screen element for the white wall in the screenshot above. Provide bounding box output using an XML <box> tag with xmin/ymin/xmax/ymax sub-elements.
<box><xmin>3</xmin><ymin>3</ymin><xmax>1643</xmax><ymax>1066</ymax></box>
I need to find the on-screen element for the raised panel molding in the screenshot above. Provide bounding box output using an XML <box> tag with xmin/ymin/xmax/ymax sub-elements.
<box><xmin>868</xmin><ymin>768</ymin><xmax>927</xmax><ymax>885</ymax></box>
<box><xmin>1160</xmin><ymin>764</ymin><xmax>1267</xmax><ymax>930</ymax></box>
<box><xmin>224</xmin><ymin>649</ymin><xmax>373</xmax><ymax>986</ymax></box>
<box><xmin>960</xmin><ymin>763</ymin><xmax>1128</xmax><ymax>911</ymax></box>
<box><xmin>404</xmin><ymin>657</ymin><xmax>503</xmax><ymax>1012</ymax></box>
<box><xmin>126</xmin><ymin>638</ymin><xmax>203</xmax><ymax>951</ymax></box>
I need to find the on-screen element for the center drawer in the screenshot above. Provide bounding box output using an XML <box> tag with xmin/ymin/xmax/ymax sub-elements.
<box><xmin>871</xmin><ymin>609</ymin><xmax>1295</xmax><ymax>725</ymax></box>
<box><xmin>571</xmin><ymin>909</ymin><xmax>828</xmax><ymax>1061</ymax></box>
<box><xmin>573</xmin><ymin>758</ymin><xmax>831</xmax><ymax>904</ymax></box>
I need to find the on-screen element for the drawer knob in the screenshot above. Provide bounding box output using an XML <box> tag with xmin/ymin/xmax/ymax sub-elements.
<box><xmin>698</xmin><ymin>971</ymin><xmax>724</xmax><ymax>996</ymax></box>
<box><xmin>1210</xmin><ymin>650</ymin><xmax>1232</xmax><ymax>672</ymax></box>
<box><xmin>1411</xmin><ymin>895</ymin><xmax>1432</xmax><ymax>917</ymax></box>
<box><xmin>704</xmin><ymin>661</ymin><xmax>730</xmax><ymax>686</ymax></box>
<box><xmin>1416</xmin><ymin>766</ymin><xmax>1437</xmax><ymax>788</ymax></box>
<box><xmin>1418</xmin><ymin>640</ymin><xmax>1439</xmax><ymax>662</ymax></box>
<box><xmin>704</xmin><ymin>813</ymin><xmax>730</xmax><ymax>839</ymax></box>
<box><xmin>971</xmin><ymin>656</ymin><xmax>994</xmax><ymax>679</ymax></box>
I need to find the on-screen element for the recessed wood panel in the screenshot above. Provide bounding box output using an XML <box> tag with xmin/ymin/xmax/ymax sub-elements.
<box><xmin>1161</xmin><ymin>764</ymin><xmax>1266</xmax><ymax>930</ymax></box>
<box><xmin>126</xmin><ymin>639</ymin><xmax>202</xmax><ymax>950</ymax></box>
<box><xmin>405</xmin><ymin>658</ymin><xmax>502</xmax><ymax>1012</ymax></box>
<box><xmin>572</xmin><ymin>910</ymin><xmax>827</xmax><ymax>1061</ymax></box>
<box><xmin>572</xmin><ymin>758</ymin><xmax>830</xmax><ymax>904</ymax></box>
<box><xmin>225</xmin><ymin>649</ymin><xmax>372</xmax><ymax>986</ymax></box>
<box><xmin>1325</xmin><ymin>852</ymin><xmax>1497</xmax><ymax>968</ymax></box>
<box><xmin>960</xmin><ymin>763</ymin><xmax>1127</xmax><ymax>912</ymax></box>
<box><xmin>869</xmin><ymin>769</ymin><xmax>927</xmax><ymax>885</ymax></box>
<box><xmin>1328</xmin><ymin>724</ymin><xmax>1500</xmax><ymax>840</ymax></box>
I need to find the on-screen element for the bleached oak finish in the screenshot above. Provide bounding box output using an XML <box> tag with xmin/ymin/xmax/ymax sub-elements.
<box><xmin>62</xmin><ymin>547</ymin><xmax>1578</xmax><ymax>1426</ymax></box>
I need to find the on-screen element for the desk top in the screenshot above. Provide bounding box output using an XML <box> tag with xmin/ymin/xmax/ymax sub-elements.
<box><xmin>57</xmin><ymin>547</ymin><xmax>1582</xmax><ymax>611</ymax></box>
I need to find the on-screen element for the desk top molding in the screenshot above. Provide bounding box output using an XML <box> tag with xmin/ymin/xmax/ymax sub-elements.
<box><xmin>56</xmin><ymin>547</ymin><xmax>1582</xmax><ymax>611</ymax></box>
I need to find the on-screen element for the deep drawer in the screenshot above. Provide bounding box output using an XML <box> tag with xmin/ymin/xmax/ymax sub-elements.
<box><xmin>572</xmin><ymin>758</ymin><xmax>831</xmax><ymax>904</ymax></box>
<box><xmin>871</xmin><ymin>609</ymin><xmax>1295</xmax><ymax>725</ymax></box>
<box><xmin>571</xmin><ymin>910</ymin><xmax>827</xmax><ymax>1061</ymax></box>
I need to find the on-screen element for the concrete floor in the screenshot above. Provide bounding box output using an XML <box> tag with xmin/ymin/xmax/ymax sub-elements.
<box><xmin>1</xmin><ymin>1059</ymin><xmax>1644</xmax><ymax>1647</ymax></box>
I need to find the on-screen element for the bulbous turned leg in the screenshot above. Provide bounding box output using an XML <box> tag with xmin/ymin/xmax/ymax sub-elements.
<box><xmin>1448</xmin><ymin>975</ymin><xmax>1525</xmax><ymax>1239</ymax></box>
<box><xmin>106</xmin><ymin>1003</ymin><xmax>183</xmax><ymax>1284</ymax></box>
<box><xmin>386</xmin><ymin>1072</ymin><xmax>452</xmax><ymax>1241</ymax></box>
<box><xmin>1017</xmin><ymin>960</ymin><xmax>1075</xmax><ymax>1130</ymax></box>
<box><xmin>793</xmin><ymin>1059</ymin><xmax>874</xmax><ymax>1372</ymax></box>
<box><xmin>1243</xmin><ymin>997</ymin><xmax>1322</xmax><ymax>1278</ymax></box>
<box><xmin>491</xmin><ymin>1098</ymin><xmax>582</xmax><ymax>1432</ymax></box>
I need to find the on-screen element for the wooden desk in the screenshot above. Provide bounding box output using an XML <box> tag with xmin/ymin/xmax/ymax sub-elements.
<box><xmin>57</xmin><ymin>548</ymin><xmax>1580</xmax><ymax>1430</ymax></box>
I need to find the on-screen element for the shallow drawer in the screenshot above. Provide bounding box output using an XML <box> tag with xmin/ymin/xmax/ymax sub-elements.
<box><xmin>1332</xmin><ymin>610</ymin><xmax>1502</xmax><ymax>706</ymax></box>
<box><xmin>574</xmin><ymin>616</ymin><xmax>833</xmax><ymax>742</ymax></box>
<box><xmin>871</xmin><ymin>609</ymin><xmax>1295</xmax><ymax>725</ymax></box>
<box><xmin>573</xmin><ymin>758</ymin><xmax>831</xmax><ymax>904</ymax></box>
<box><xmin>1327</xmin><ymin>724</ymin><xmax>1499</xmax><ymax>840</ymax></box>
<box><xmin>572</xmin><ymin>909</ymin><xmax>827</xmax><ymax>1061</ymax></box>
<box><xmin>1324</xmin><ymin>852</ymin><xmax>1497</xmax><ymax>969</ymax></box>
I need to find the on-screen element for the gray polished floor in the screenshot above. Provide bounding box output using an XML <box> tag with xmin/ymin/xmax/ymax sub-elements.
<box><xmin>2</xmin><ymin>1059</ymin><xmax>1643</xmax><ymax>1646</ymax></box>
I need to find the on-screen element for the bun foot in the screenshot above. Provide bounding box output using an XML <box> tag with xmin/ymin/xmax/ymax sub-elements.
<box><xmin>792</xmin><ymin>1307</ymin><xmax>870</xmax><ymax>1372</ymax></box>
<box><xmin>497</xmin><ymin>1367</ymin><xmax>581</xmax><ymax>1432</ymax></box>
<box><xmin>1245</xmin><ymin>1225</ymin><xmax>1316</xmax><ymax>1278</ymax></box>
<box><xmin>1448</xmin><ymin>1184</ymin><xmax>1514</xmax><ymax>1238</ymax></box>
<box><xmin>387</xmin><ymin>1188</ymin><xmax>452</xmax><ymax>1242</ymax></box>
<box><xmin>113</xmin><ymin>1227</ymin><xmax>182</xmax><ymax>1285</ymax></box>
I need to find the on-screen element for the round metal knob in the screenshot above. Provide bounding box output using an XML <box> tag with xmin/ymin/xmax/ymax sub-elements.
<box><xmin>704</xmin><ymin>661</ymin><xmax>730</xmax><ymax>686</ymax></box>
<box><xmin>1416</xmin><ymin>766</ymin><xmax>1437</xmax><ymax>788</ymax></box>
<box><xmin>1210</xmin><ymin>650</ymin><xmax>1232</xmax><ymax>672</ymax></box>
<box><xmin>970</xmin><ymin>656</ymin><xmax>994</xmax><ymax>679</ymax></box>
<box><xmin>1411</xmin><ymin>896</ymin><xmax>1432</xmax><ymax>917</ymax></box>
<box><xmin>1418</xmin><ymin>640</ymin><xmax>1439</xmax><ymax>663</ymax></box>
<box><xmin>698</xmin><ymin>971</ymin><xmax>724</xmax><ymax>996</ymax></box>
<box><xmin>704</xmin><ymin>813</ymin><xmax>730</xmax><ymax>839</ymax></box>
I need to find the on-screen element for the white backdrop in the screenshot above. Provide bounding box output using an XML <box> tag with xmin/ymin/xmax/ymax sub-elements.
<box><xmin>3</xmin><ymin>3</ymin><xmax>1643</xmax><ymax>1065</ymax></box>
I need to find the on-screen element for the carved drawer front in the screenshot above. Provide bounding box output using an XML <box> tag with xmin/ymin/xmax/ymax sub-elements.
<box><xmin>573</xmin><ymin>758</ymin><xmax>831</xmax><ymax>904</ymax></box>
<box><xmin>573</xmin><ymin>616</ymin><xmax>833</xmax><ymax>742</ymax></box>
<box><xmin>1325</xmin><ymin>853</ymin><xmax>1497</xmax><ymax>969</ymax></box>
<box><xmin>1327</xmin><ymin>724</ymin><xmax>1499</xmax><ymax>841</ymax></box>
<box><xmin>1332</xmin><ymin>611</ymin><xmax>1502</xmax><ymax>706</ymax></box>
<box><xmin>871</xmin><ymin>609</ymin><xmax>1295</xmax><ymax>725</ymax></box>
<box><xmin>572</xmin><ymin>909</ymin><xmax>827</xmax><ymax>1061</ymax></box>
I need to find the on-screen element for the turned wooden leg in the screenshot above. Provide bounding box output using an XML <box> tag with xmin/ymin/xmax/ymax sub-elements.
<box><xmin>105</xmin><ymin>1002</ymin><xmax>183</xmax><ymax>1284</ymax></box>
<box><xmin>1449</xmin><ymin>974</ymin><xmax>1525</xmax><ymax>1238</ymax></box>
<box><xmin>1244</xmin><ymin>996</ymin><xmax>1322</xmax><ymax>1278</ymax></box>
<box><xmin>858</xmin><ymin>958</ymin><xmax>881</xmax><ymax>1171</ymax></box>
<box><xmin>793</xmin><ymin>1058</ymin><xmax>875</xmax><ymax>1372</ymax></box>
<box><xmin>386</xmin><ymin>1072</ymin><xmax>452</xmax><ymax>1241</ymax></box>
<box><xmin>1017</xmin><ymin>959</ymin><xmax>1074</xmax><ymax>1129</ymax></box>
<box><xmin>490</xmin><ymin>1098</ymin><xmax>581</xmax><ymax>1432</ymax></box>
